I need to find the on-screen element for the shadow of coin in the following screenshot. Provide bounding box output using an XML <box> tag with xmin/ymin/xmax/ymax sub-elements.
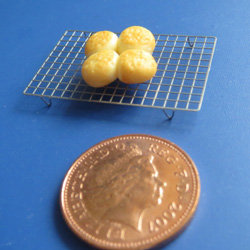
<box><xmin>53</xmin><ymin>189</ymin><xmax>98</xmax><ymax>250</ymax></box>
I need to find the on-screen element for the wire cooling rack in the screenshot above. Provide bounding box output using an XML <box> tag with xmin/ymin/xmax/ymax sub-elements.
<box><xmin>23</xmin><ymin>30</ymin><xmax>216</xmax><ymax>117</ymax></box>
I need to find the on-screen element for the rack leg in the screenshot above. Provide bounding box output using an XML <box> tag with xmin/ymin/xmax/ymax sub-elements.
<box><xmin>41</xmin><ymin>97</ymin><xmax>52</xmax><ymax>107</ymax></box>
<box><xmin>162</xmin><ymin>109</ymin><xmax>175</xmax><ymax>120</ymax></box>
<box><xmin>187</xmin><ymin>37</ymin><xmax>194</xmax><ymax>48</ymax></box>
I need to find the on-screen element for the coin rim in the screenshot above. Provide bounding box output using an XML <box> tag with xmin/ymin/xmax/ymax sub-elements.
<box><xmin>60</xmin><ymin>134</ymin><xmax>200</xmax><ymax>250</ymax></box>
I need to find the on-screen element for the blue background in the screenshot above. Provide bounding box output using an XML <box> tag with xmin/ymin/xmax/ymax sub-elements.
<box><xmin>1</xmin><ymin>0</ymin><xmax>250</xmax><ymax>249</ymax></box>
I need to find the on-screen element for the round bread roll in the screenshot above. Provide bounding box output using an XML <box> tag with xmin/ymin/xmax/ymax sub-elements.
<box><xmin>117</xmin><ymin>26</ymin><xmax>156</xmax><ymax>54</ymax></box>
<box><xmin>85</xmin><ymin>31</ymin><xmax>118</xmax><ymax>58</ymax></box>
<box><xmin>118</xmin><ymin>49</ymin><xmax>157</xmax><ymax>84</ymax></box>
<box><xmin>81</xmin><ymin>50</ymin><xmax>119</xmax><ymax>88</ymax></box>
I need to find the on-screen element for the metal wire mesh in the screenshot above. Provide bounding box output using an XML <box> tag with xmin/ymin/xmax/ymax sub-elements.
<box><xmin>23</xmin><ymin>30</ymin><xmax>217</xmax><ymax>111</ymax></box>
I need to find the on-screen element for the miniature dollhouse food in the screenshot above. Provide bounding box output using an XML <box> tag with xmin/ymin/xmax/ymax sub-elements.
<box><xmin>85</xmin><ymin>31</ymin><xmax>118</xmax><ymax>58</ymax></box>
<box><xmin>117</xmin><ymin>26</ymin><xmax>156</xmax><ymax>55</ymax></box>
<box><xmin>81</xmin><ymin>50</ymin><xmax>119</xmax><ymax>87</ymax></box>
<box><xmin>118</xmin><ymin>49</ymin><xmax>157</xmax><ymax>84</ymax></box>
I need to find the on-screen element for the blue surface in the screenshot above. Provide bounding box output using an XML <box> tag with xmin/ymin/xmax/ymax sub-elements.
<box><xmin>1</xmin><ymin>0</ymin><xmax>250</xmax><ymax>249</ymax></box>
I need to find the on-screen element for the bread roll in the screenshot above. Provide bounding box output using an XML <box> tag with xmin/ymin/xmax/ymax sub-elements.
<box><xmin>81</xmin><ymin>50</ymin><xmax>119</xmax><ymax>88</ymax></box>
<box><xmin>117</xmin><ymin>26</ymin><xmax>156</xmax><ymax>54</ymax></box>
<box><xmin>85</xmin><ymin>31</ymin><xmax>118</xmax><ymax>58</ymax></box>
<box><xmin>118</xmin><ymin>49</ymin><xmax>157</xmax><ymax>84</ymax></box>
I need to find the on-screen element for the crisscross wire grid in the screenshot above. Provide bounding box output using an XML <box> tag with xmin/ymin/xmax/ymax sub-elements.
<box><xmin>23</xmin><ymin>30</ymin><xmax>216</xmax><ymax>111</ymax></box>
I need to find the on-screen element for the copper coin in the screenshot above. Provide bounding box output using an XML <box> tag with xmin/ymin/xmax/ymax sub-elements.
<box><xmin>61</xmin><ymin>134</ymin><xmax>200</xmax><ymax>250</ymax></box>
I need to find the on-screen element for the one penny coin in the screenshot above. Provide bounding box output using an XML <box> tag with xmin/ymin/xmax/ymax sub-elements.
<box><xmin>61</xmin><ymin>134</ymin><xmax>200</xmax><ymax>249</ymax></box>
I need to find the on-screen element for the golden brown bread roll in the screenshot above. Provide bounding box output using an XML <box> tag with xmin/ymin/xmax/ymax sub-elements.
<box><xmin>118</xmin><ymin>49</ymin><xmax>157</xmax><ymax>84</ymax></box>
<box><xmin>117</xmin><ymin>26</ymin><xmax>156</xmax><ymax>55</ymax></box>
<box><xmin>85</xmin><ymin>31</ymin><xmax>118</xmax><ymax>58</ymax></box>
<box><xmin>81</xmin><ymin>50</ymin><xmax>119</xmax><ymax>88</ymax></box>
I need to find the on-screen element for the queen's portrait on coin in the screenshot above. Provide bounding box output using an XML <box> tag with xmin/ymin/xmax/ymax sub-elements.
<box><xmin>84</xmin><ymin>146</ymin><xmax>167</xmax><ymax>232</ymax></box>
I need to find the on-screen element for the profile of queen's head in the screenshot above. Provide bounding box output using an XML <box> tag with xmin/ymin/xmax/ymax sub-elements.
<box><xmin>84</xmin><ymin>145</ymin><xmax>166</xmax><ymax>232</ymax></box>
